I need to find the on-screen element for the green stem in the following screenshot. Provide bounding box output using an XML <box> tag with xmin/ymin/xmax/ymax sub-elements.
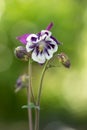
<box><xmin>35</xmin><ymin>61</ymin><xmax>49</xmax><ymax>130</ymax></box>
<box><xmin>30</xmin><ymin>80</ymin><xmax>36</xmax><ymax>104</ymax></box>
<box><xmin>27</xmin><ymin>59</ymin><xmax>33</xmax><ymax>130</ymax></box>
<box><xmin>34</xmin><ymin>108</ymin><xmax>39</xmax><ymax>130</ymax></box>
<box><xmin>37</xmin><ymin>61</ymin><xmax>49</xmax><ymax>105</ymax></box>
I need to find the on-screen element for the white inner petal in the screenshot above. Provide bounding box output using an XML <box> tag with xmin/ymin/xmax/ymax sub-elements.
<box><xmin>41</xmin><ymin>30</ymin><xmax>52</xmax><ymax>40</ymax></box>
<box><xmin>44</xmin><ymin>48</ymin><xmax>53</xmax><ymax>60</ymax></box>
<box><xmin>53</xmin><ymin>44</ymin><xmax>58</xmax><ymax>52</ymax></box>
<box><xmin>26</xmin><ymin>41</ymin><xmax>32</xmax><ymax>46</ymax></box>
<box><xmin>26</xmin><ymin>42</ymin><xmax>33</xmax><ymax>52</ymax></box>
<box><xmin>40</xmin><ymin>34</ymin><xmax>47</xmax><ymax>40</ymax></box>
<box><xmin>44</xmin><ymin>39</ymin><xmax>58</xmax><ymax>60</ymax></box>
<box><xmin>41</xmin><ymin>30</ymin><xmax>52</xmax><ymax>37</ymax></box>
<box><xmin>32</xmin><ymin>50</ymin><xmax>46</xmax><ymax>64</ymax></box>
<box><xmin>49</xmin><ymin>38</ymin><xmax>58</xmax><ymax>53</ymax></box>
<box><xmin>51</xmin><ymin>43</ymin><xmax>58</xmax><ymax>53</ymax></box>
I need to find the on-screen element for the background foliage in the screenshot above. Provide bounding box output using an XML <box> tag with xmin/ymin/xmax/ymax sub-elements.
<box><xmin>0</xmin><ymin>0</ymin><xmax>87</xmax><ymax>129</ymax></box>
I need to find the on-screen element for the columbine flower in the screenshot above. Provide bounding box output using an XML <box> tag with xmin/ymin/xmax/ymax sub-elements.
<box><xmin>16</xmin><ymin>22</ymin><xmax>60</xmax><ymax>64</ymax></box>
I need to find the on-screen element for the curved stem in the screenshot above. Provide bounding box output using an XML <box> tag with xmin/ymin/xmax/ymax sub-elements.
<box><xmin>35</xmin><ymin>61</ymin><xmax>49</xmax><ymax>130</ymax></box>
<box><xmin>27</xmin><ymin>59</ymin><xmax>33</xmax><ymax>130</ymax></box>
<box><xmin>37</xmin><ymin>61</ymin><xmax>49</xmax><ymax>105</ymax></box>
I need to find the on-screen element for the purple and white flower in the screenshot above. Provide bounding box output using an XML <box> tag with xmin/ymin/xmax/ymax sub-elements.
<box><xmin>17</xmin><ymin>22</ymin><xmax>60</xmax><ymax>64</ymax></box>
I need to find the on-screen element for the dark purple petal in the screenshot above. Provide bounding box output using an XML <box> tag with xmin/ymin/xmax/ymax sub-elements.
<box><xmin>29</xmin><ymin>44</ymin><xmax>37</xmax><ymax>49</ymax></box>
<box><xmin>16</xmin><ymin>34</ymin><xmax>30</xmax><ymax>45</ymax></box>
<box><xmin>44</xmin><ymin>48</ymin><xmax>49</xmax><ymax>56</ymax></box>
<box><xmin>46</xmin><ymin>44</ymin><xmax>51</xmax><ymax>50</ymax></box>
<box><xmin>49</xmin><ymin>43</ymin><xmax>55</xmax><ymax>49</ymax></box>
<box><xmin>44</xmin><ymin>31</ymin><xmax>50</xmax><ymax>36</ymax></box>
<box><xmin>46</xmin><ymin>22</ymin><xmax>53</xmax><ymax>30</ymax></box>
<box><xmin>45</xmin><ymin>41</ymin><xmax>53</xmax><ymax>50</ymax></box>
<box><xmin>37</xmin><ymin>32</ymin><xmax>41</xmax><ymax>39</ymax></box>
<box><xmin>35</xmin><ymin>46</ymin><xmax>39</xmax><ymax>56</ymax></box>
<box><xmin>31</xmin><ymin>37</ymin><xmax>37</xmax><ymax>42</ymax></box>
<box><xmin>45</xmin><ymin>40</ymin><xmax>51</xmax><ymax>44</ymax></box>
<box><xmin>50</xmin><ymin>36</ymin><xmax>61</xmax><ymax>45</ymax></box>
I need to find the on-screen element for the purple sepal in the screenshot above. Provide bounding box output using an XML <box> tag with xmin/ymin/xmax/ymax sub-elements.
<box><xmin>16</xmin><ymin>34</ymin><xmax>30</xmax><ymax>45</ymax></box>
<box><xmin>51</xmin><ymin>36</ymin><xmax>61</xmax><ymax>45</ymax></box>
<box><xmin>46</xmin><ymin>22</ymin><xmax>53</xmax><ymax>30</ymax></box>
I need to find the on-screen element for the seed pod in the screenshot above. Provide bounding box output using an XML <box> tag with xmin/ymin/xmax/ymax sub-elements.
<box><xmin>58</xmin><ymin>52</ymin><xmax>71</xmax><ymax>68</ymax></box>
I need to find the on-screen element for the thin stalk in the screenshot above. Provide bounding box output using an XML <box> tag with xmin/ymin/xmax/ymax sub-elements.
<box><xmin>37</xmin><ymin>61</ymin><xmax>49</xmax><ymax>105</ymax></box>
<box><xmin>34</xmin><ymin>108</ymin><xmax>39</xmax><ymax>130</ymax></box>
<box><xmin>30</xmin><ymin>81</ymin><xmax>36</xmax><ymax>104</ymax></box>
<box><xmin>35</xmin><ymin>61</ymin><xmax>49</xmax><ymax>130</ymax></box>
<box><xmin>27</xmin><ymin>59</ymin><xmax>33</xmax><ymax>130</ymax></box>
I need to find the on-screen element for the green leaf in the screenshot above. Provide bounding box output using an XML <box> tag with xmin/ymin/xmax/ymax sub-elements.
<box><xmin>21</xmin><ymin>103</ymin><xmax>40</xmax><ymax>110</ymax></box>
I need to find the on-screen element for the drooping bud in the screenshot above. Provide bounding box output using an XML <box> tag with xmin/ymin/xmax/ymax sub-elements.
<box><xmin>58</xmin><ymin>52</ymin><xmax>71</xmax><ymax>68</ymax></box>
<box><xmin>14</xmin><ymin>46</ymin><xmax>30</xmax><ymax>61</ymax></box>
<box><xmin>15</xmin><ymin>74</ymin><xmax>29</xmax><ymax>93</ymax></box>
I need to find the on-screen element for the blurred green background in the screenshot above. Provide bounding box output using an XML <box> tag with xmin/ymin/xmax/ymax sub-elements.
<box><xmin>0</xmin><ymin>0</ymin><xmax>87</xmax><ymax>130</ymax></box>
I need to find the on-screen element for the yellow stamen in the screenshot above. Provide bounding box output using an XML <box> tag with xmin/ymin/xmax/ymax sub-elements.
<box><xmin>39</xmin><ymin>44</ymin><xmax>44</xmax><ymax>52</ymax></box>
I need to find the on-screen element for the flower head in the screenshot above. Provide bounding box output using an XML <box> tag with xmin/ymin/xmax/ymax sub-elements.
<box><xmin>17</xmin><ymin>23</ymin><xmax>60</xmax><ymax>64</ymax></box>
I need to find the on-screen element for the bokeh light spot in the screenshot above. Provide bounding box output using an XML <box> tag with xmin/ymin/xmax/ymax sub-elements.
<box><xmin>0</xmin><ymin>0</ymin><xmax>5</xmax><ymax>20</ymax></box>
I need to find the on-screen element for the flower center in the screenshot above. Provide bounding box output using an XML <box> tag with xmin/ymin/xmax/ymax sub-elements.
<box><xmin>38</xmin><ymin>41</ymin><xmax>45</xmax><ymax>52</ymax></box>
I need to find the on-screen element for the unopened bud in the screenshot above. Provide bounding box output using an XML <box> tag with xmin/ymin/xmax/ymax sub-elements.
<box><xmin>15</xmin><ymin>74</ymin><xmax>29</xmax><ymax>93</ymax></box>
<box><xmin>58</xmin><ymin>52</ymin><xmax>71</xmax><ymax>68</ymax></box>
<box><xmin>14</xmin><ymin>46</ymin><xmax>30</xmax><ymax>61</ymax></box>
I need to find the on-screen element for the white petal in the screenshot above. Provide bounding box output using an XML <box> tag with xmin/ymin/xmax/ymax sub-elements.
<box><xmin>52</xmin><ymin>43</ymin><xmax>58</xmax><ymax>53</ymax></box>
<box><xmin>26</xmin><ymin>41</ymin><xmax>32</xmax><ymax>46</ymax></box>
<box><xmin>44</xmin><ymin>48</ymin><xmax>53</xmax><ymax>60</ymax></box>
<box><xmin>26</xmin><ymin>34</ymin><xmax>38</xmax><ymax>43</ymax></box>
<box><xmin>32</xmin><ymin>51</ymin><xmax>46</xmax><ymax>64</ymax></box>
<box><xmin>41</xmin><ymin>30</ymin><xmax>52</xmax><ymax>40</ymax></box>
<box><xmin>40</xmin><ymin>34</ymin><xmax>47</xmax><ymax>40</ymax></box>
<box><xmin>26</xmin><ymin>42</ymin><xmax>33</xmax><ymax>52</ymax></box>
<box><xmin>44</xmin><ymin>41</ymin><xmax>58</xmax><ymax>60</ymax></box>
<box><xmin>41</xmin><ymin>30</ymin><xmax>52</xmax><ymax>37</ymax></box>
<box><xmin>49</xmin><ymin>38</ymin><xmax>58</xmax><ymax>53</ymax></box>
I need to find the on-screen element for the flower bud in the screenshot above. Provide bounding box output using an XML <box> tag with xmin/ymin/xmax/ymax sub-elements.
<box><xmin>15</xmin><ymin>74</ymin><xmax>29</xmax><ymax>93</ymax></box>
<box><xmin>14</xmin><ymin>46</ymin><xmax>30</xmax><ymax>61</ymax></box>
<box><xmin>58</xmin><ymin>52</ymin><xmax>71</xmax><ymax>68</ymax></box>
